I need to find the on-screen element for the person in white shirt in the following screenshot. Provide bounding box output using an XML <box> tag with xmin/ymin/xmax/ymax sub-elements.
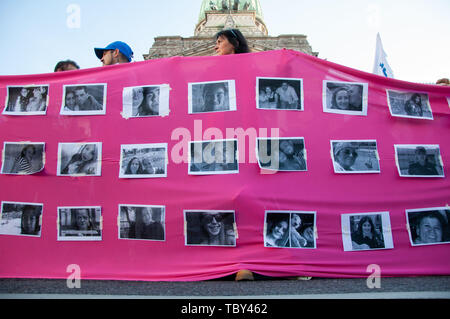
<box><xmin>275</xmin><ymin>82</ymin><xmax>299</xmax><ymax>109</ymax></box>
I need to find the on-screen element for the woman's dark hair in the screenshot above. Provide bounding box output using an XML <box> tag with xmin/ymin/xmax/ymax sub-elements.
<box><xmin>409</xmin><ymin>93</ymin><xmax>422</xmax><ymax>106</ymax></box>
<box><xmin>331</xmin><ymin>87</ymin><xmax>350</xmax><ymax>108</ymax></box>
<box><xmin>138</xmin><ymin>87</ymin><xmax>159</xmax><ymax>116</ymax></box>
<box><xmin>356</xmin><ymin>216</ymin><xmax>376</xmax><ymax>236</ymax></box>
<box><xmin>199</xmin><ymin>212</ymin><xmax>226</xmax><ymax>244</ymax></box>
<box><xmin>21</xmin><ymin>144</ymin><xmax>36</xmax><ymax>157</ymax></box>
<box><xmin>125</xmin><ymin>157</ymin><xmax>143</xmax><ymax>174</ymax></box>
<box><xmin>21</xmin><ymin>205</ymin><xmax>41</xmax><ymax>235</ymax></box>
<box><xmin>414</xmin><ymin>211</ymin><xmax>447</xmax><ymax>241</ymax></box>
<box><xmin>266</xmin><ymin>213</ymin><xmax>290</xmax><ymax>247</ymax></box>
<box><xmin>54</xmin><ymin>60</ymin><xmax>80</xmax><ymax>72</ymax></box>
<box><xmin>215</xmin><ymin>28</ymin><xmax>250</xmax><ymax>54</ymax></box>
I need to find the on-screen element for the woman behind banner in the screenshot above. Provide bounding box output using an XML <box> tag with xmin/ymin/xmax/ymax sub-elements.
<box><xmin>214</xmin><ymin>28</ymin><xmax>250</xmax><ymax>55</ymax></box>
<box><xmin>213</xmin><ymin>29</ymin><xmax>252</xmax><ymax>281</ymax></box>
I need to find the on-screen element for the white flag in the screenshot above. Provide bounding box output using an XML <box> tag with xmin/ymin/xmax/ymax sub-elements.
<box><xmin>373</xmin><ymin>33</ymin><xmax>394</xmax><ymax>78</ymax></box>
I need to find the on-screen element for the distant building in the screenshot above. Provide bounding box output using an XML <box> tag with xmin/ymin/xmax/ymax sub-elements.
<box><xmin>143</xmin><ymin>0</ymin><xmax>318</xmax><ymax>60</ymax></box>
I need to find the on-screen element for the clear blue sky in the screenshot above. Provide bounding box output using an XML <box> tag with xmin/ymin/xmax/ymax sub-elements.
<box><xmin>0</xmin><ymin>0</ymin><xmax>449</xmax><ymax>83</ymax></box>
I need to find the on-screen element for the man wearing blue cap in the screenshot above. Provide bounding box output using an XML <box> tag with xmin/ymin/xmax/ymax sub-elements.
<box><xmin>94</xmin><ymin>41</ymin><xmax>133</xmax><ymax>66</ymax></box>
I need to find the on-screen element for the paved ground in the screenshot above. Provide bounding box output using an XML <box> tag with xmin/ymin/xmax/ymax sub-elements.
<box><xmin>1</xmin><ymin>275</ymin><xmax>449</xmax><ymax>298</ymax></box>
<box><xmin>1</xmin><ymin>276</ymin><xmax>448</xmax><ymax>317</ymax></box>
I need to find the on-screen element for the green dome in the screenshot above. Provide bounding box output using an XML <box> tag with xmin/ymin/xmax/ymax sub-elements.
<box><xmin>198</xmin><ymin>0</ymin><xmax>264</xmax><ymax>23</ymax></box>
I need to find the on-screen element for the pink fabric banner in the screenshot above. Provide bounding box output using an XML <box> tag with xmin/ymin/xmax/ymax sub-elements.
<box><xmin>0</xmin><ymin>49</ymin><xmax>449</xmax><ymax>281</ymax></box>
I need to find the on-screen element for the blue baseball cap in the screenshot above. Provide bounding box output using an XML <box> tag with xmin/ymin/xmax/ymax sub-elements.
<box><xmin>94</xmin><ymin>41</ymin><xmax>134</xmax><ymax>62</ymax></box>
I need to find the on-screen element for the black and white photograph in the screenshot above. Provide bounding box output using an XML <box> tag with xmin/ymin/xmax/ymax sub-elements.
<box><xmin>3</xmin><ymin>85</ymin><xmax>49</xmax><ymax>115</ymax></box>
<box><xmin>341</xmin><ymin>212</ymin><xmax>394</xmax><ymax>251</ymax></box>
<box><xmin>188</xmin><ymin>139</ymin><xmax>238</xmax><ymax>175</ymax></box>
<box><xmin>406</xmin><ymin>207</ymin><xmax>450</xmax><ymax>246</ymax></box>
<box><xmin>257</xmin><ymin>77</ymin><xmax>303</xmax><ymax>110</ymax></box>
<box><xmin>330</xmin><ymin>140</ymin><xmax>380</xmax><ymax>173</ymax></box>
<box><xmin>395</xmin><ymin>144</ymin><xmax>444</xmax><ymax>178</ymax></box>
<box><xmin>60</xmin><ymin>84</ymin><xmax>107</xmax><ymax>115</ymax></box>
<box><xmin>119</xmin><ymin>205</ymin><xmax>165</xmax><ymax>241</ymax></box>
<box><xmin>1</xmin><ymin>142</ymin><xmax>45</xmax><ymax>175</ymax></box>
<box><xmin>0</xmin><ymin>201</ymin><xmax>43</xmax><ymax>237</ymax></box>
<box><xmin>57</xmin><ymin>142</ymin><xmax>102</xmax><ymax>176</ymax></box>
<box><xmin>256</xmin><ymin>137</ymin><xmax>307</xmax><ymax>171</ymax></box>
<box><xmin>57</xmin><ymin>206</ymin><xmax>102</xmax><ymax>241</ymax></box>
<box><xmin>184</xmin><ymin>210</ymin><xmax>236</xmax><ymax>247</ymax></box>
<box><xmin>119</xmin><ymin>144</ymin><xmax>167</xmax><ymax>178</ymax></box>
<box><xmin>264</xmin><ymin>211</ymin><xmax>316</xmax><ymax>249</ymax></box>
<box><xmin>387</xmin><ymin>90</ymin><xmax>433</xmax><ymax>120</ymax></box>
<box><xmin>323</xmin><ymin>81</ymin><xmax>368</xmax><ymax>116</ymax></box>
<box><xmin>188</xmin><ymin>80</ymin><xmax>236</xmax><ymax>114</ymax></box>
<box><xmin>122</xmin><ymin>84</ymin><xmax>170</xmax><ymax>118</ymax></box>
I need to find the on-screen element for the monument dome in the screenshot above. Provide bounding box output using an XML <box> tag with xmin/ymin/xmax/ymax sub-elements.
<box><xmin>195</xmin><ymin>0</ymin><xmax>267</xmax><ymax>37</ymax></box>
<box><xmin>144</xmin><ymin>0</ymin><xmax>317</xmax><ymax>59</ymax></box>
<box><xmin>198</xmin><ymin>0</ymin><xmax>264</xmax><ymax>24</ymax></box>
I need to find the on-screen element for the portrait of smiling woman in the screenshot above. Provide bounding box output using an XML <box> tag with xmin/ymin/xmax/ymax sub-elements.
<box><xmin>265</xmin><ymin>213</ymin><xmax>290</xmax><ymax>248</ymax></box>
<box><xmin>185</xmin><ymin>211</ymin><xmax>236</xmax><ymax>247</ymax></box>
<box><xmin>350</xmin><ymin>215</ymin><xmax>385</xmax><ymax>250</ymax></box>
<box><xmin>58</xmin><ymin>143</ymin><xmax>101</xmax><ymax>176</ymax></box>
<box><xmin>407</xmin><ymin>208</ymin><xmax>450</xmax><ymax>246</ymax></box>
<box><xmin>132</xmin><ymin>86</ymin><xmax>159</xmax><ymax>116</ymax></box>
<box><xmin>323</xmin><ymin>81</ymin><xmax>367</xmax><ymax>115</ymax></box>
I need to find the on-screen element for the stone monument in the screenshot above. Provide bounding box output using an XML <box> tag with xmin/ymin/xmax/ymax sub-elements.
<box><xmin>143</xmin><ymin>0</ymin><xmax>317</xmax><ymax>60</ymax></box>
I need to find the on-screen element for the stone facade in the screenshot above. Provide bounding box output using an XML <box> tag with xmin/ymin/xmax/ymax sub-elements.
<box><xmin>143</xmin><ymin>0</ymin><xmax>317</xmax><ymax>60</ymax></box>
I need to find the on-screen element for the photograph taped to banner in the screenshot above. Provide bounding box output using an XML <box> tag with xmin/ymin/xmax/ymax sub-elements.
<box><xmin>394</xmin><ymin>144</ymin><xmax>444</xmax><ymax>178</ymax></box>
<box><xmin>57</xmin><ymin>142</ymin><xmax>102</xmax><ymax>176</ymax></box>
<box><xmin>323</xmin><ymin>80</ymin><xmax>368</xmax><ymax>116</ymax></box>
<box><xmin>406</xmin><ymin>206</ymin><xmax>450</xmax><ymax>246</ymax></box>
<box><xmin>119</xmin><ymin>143</ymin><xmax>167</xmax><ymax>178</ymax></box>
<box><xmin>406</xmin><ymin>207</ymin><xmax>450</xmax><ymax>247</ymax></box>
<box><xmin>3</xmin><ymin>85</ymin><xmax>49</xmax><ymax>115</ymax></box>
<box><xmin>330</xmin><ymin>140</ymin><xmax>380</xmax><ymax>174</ymax></box>
<box><xmin>341</xmin><ymin>212</ymin><xmax>394</xmax><ymax>252</ymax></box>
<box><xmin>1</xmin><ymin>142</ymin><xmax>45</xmax><ymax>175</ymax></box>
<box><xmin>386</xmin><ymin>90</ymin><xmax>433</xmax><ymax>120</ymax></box>
<box><xmin>57</xmin><ymin>206</ymin><xmax>102</xmax><ymax>241</ymax></box>
<box><xmin>188</xmin><ymin>139</ymin><xmax>239</xmax><ymax>175</ymax></box>
<box><xmin>188</xmin><ymin>80</ymin><xmax>236</xmax><ymax>114</ymax></box>
<box><xmin>0</xmin><ymin>201</ymin><xmax>43</xmax><ymax>237</ymax></box>
<box><xmin>60</xmin><ymin>83</ymin><xmax>107</xmax><ymax>115</ymax></box>
<box><xmin>264</xmin><ymin>211</ymin><xmax>316</xmax><ymax>249</ymax></box>
<box><xmin>256</xmin><ymin>77</ymin><xmax>303</xmax><ymax>110</ymax></box>
<box><xmin>184</xmin><ymin>210</ymin><xmax>236</xmax><ymax>247</ymax></box>
<box><xmin>256</xmin><ymin>137</ymin><xmax>307</xmax><ymax>172</ymax></box>
<box><xmin>118</xmin><ymin>205</ymin><xmax>165</xmax><ymax>241</ymax></box>
<box><xmin>122</xmin><ymin>84</ymin><xmax>170</xmax><ymax>118</ymax></box>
